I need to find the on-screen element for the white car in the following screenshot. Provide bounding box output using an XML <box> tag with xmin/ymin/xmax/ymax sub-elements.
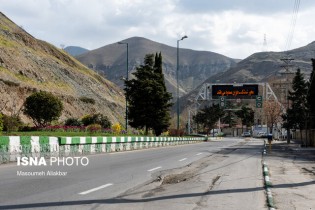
<box><xmin>257</xmin><ymin>132</ymin><xmax>267</xmax><ymax>138</ymax></box>
<box><xmin>242</xmin><ymin>132</ymin><xmax>251</xmax><ymax>137</ymax></box>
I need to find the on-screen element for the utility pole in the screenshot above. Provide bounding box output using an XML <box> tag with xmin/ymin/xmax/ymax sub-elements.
<box><xmin>280</xmin><ymin>58</ymin><xmax>294</xmax><ymax>143</ymax></box>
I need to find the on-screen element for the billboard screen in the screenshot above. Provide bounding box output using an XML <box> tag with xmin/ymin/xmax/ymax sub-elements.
<box><xmin>212</xmin><ymin>84</ymin><xmax>259</xmax><ymax>99</ymax></box>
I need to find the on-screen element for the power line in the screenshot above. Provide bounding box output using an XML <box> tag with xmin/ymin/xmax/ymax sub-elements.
<box><xmin>284</xmin><ymin>0</ymin><xmax>300</xmax><ymax>52</ymax></box>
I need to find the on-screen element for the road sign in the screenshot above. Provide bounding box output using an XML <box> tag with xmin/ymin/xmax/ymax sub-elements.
<box><xmin>220</xmin><ymin>96</ymin><xmax>226</xmax><ymax>108</ymax></box>
<box><xmin>256</xmin><ymin>95</ymin><xmax>263</xmax><ymax>108</ymax></box>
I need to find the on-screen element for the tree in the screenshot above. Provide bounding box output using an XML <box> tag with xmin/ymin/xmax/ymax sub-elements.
<box><xmin>221</xmin><ymin>101</ymin><xmax>237</xmax><ymax>128</ymax></box>
<box><xmin>307</xmin><ymin>59</ymin><xmax>315</xmax><ymax>128</ymax></box>
<box><xmin>193</xmin><ymin>104</ymin><xmax>225</xmax><ymax>135</ymax></box>
<box><xmin>282</xmin><ymin>68</ymin><xmax>308</xmax><ymax>142</ymax></box>
<box><xmin>263</xmin><ymin>100</ymin><xmax>283</xmax><ymax>133</ymax></box>
<box><xmin>0</xmin><ymin>113</ymin><xmax>3</xmax><ymax>133</ymax></box>
<box><xmin>235</xmin><ymin>106</ymin><xmax>254</xmax><ymax>132</ymax></box>
<box><xmin>23</xmin><ymin>91</ymin><xmax>63</xmax><ymax>126</ymax></box>
<box><xmin>125</xmin><ymin>53</ymin><xmax>172</xmax><ymax>136</ymax></box>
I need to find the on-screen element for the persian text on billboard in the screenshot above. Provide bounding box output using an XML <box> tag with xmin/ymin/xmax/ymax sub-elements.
<box><xmin>212</xmin><ymin>85</ymin><xmax>258</xmax><ymax>98</ymax></box>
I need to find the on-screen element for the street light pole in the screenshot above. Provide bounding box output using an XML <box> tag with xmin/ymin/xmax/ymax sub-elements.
<box><xmin>118</xmin><ymin>42</ymin><xmax>129</xmax><ymax>132</ymax></box>
<box><xmin>176</xmin><ymin>35</ymin><xmax>188</xmax><ymax>135</ymax></box>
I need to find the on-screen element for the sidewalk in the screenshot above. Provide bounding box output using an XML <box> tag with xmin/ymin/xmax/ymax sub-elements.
<box><xmin>264</xmin><ymin>139</ymin><xmax>315</xmax><ymax>210</ymax></box>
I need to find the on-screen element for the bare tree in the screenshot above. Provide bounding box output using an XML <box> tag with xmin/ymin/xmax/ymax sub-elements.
<box><xmin>263</xmin><ymin>100</ymin><xmax>283</xmax><ymax>133</ymax></box>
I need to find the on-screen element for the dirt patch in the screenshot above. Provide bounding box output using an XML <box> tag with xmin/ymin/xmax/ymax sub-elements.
<box><xmin>162</xmin><ymin>172</ymin><xmax>194</xmax><ymax>185</ymax></box>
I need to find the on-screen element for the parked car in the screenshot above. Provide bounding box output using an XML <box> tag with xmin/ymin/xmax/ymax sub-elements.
<box><xmin>241</xmin><ymin>132</ymin><xmax>251</xmax><ymax>137</ymax></box>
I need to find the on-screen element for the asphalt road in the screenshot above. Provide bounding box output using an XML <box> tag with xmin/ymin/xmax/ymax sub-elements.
<box><xmin>0</xmin><ymin>138</ymin><xmax>265</xmax><ymax>210</ymax></box>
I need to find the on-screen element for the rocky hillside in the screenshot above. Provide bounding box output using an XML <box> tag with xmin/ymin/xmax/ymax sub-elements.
<box><xmin>202</xmin><ymin>42</ymin><xmax>315</xmax><ymax>83</ymax></box>
<box><xmin>0</xmin><ymin>12</ymin><xmax>125</xmax><ymax>125</ymax></box>
<box><xmin>76</xmin><ymin>37</ymin><xmax>237</xmax><ymax>97</ymax></box>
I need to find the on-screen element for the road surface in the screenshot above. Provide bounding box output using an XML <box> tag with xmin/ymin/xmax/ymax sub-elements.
<box><xmin>0</xmin><ymin>137</ymin><xmax>266</xmax><ymax>210</ymax></box>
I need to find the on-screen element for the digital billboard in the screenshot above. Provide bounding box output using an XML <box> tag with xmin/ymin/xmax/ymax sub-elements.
<box><xmin>212</xmin><ymin>84</ymin><xmax>259</xmax><ymax>99</ymax></box>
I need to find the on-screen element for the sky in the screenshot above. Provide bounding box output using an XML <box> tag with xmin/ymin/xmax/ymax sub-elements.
<box><xmin>1</xmin><ymin>0</ymin><xmax>315</xmax><ymax>59</ymax></box>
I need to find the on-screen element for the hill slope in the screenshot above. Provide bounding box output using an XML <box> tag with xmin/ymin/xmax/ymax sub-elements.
<box><xmin>202</xmin><ymin>43</ymin><xmax>315</xmax><ymax>83</ymax></box>
<box><xmin>0</xmin><ymin>12</ymin><xmax>124</xmax><ymax>124</ymax></box>
<box><xmin>178</xmin><ymin>42</ymin><xmax>315</xmax><ymax>116</ymax></box>
<box><xmin>64</xmin><ymin>46</ymin><xmax>89</xmax><ymax>56</ymax></box>
<box><xmin>76</xmin><ymin>37</ymin><xmax>237</xmax><ymax>97</ymax></box>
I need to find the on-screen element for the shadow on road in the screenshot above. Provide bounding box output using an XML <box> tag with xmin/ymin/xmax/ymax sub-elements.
<box><xmin>1</xmin><ymin>180</ymin><xmax>315</xmax><ymax>209</ymax></box>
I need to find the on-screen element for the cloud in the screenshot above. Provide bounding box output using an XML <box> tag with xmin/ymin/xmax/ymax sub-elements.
<box><xmin>177</xmin><ymin>0</ymin><xmax>315</xmax><ymax>15</ymax></box>
<box><xmin>1</xmin><ymin>0</ymin><xmax>315</xmax><ymax>58</ymax></box>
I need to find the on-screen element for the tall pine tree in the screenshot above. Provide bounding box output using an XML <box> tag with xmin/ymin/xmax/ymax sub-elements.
<box><xmin>282</xmin><ymin>68</ymin><xmax>308</xmax><ymax>141</ymax></box>
<box><xmin>125</xmin><ymin>53</ymin><xmax>172</xmax><ymax>136</ymax></box>
<box><xmin>307</xmin><ymin>59</ymin><xmax>315</xmax><ymax>128</ymax></box>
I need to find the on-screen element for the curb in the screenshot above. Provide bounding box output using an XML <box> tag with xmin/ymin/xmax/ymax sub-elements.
<box><xmin>262</xmin><ymin>141</ymin><xmax>275</xmax><ymax>210</ymax></box>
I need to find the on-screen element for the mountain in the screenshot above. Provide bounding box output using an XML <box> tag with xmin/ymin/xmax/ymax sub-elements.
<box><xmin>64</xmin><ymin>46</ymin><xmax>89</xmax><ymax>56</ymax></box>
<box><xmin>0</xmin><ymin>12</ymin><xmax>125</xmax><ymax>124</ymax></box>
<box><xmin>178</xmin><ymin>42</ymin><xmax>315</xmax><ymax>116</ymax></box>
<box><xmin>76</xmin><ymin>37</ymin><xmax>237</xmax><ymax>98</ymax></box>
<box><xmin>201</xmin><ymin>42</ymin><xmax>315</xmax><ymax>83</ymax></box>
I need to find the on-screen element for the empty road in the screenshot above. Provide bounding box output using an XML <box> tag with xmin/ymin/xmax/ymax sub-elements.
<box><xmin>0</xmin><ymin>137</ymin><xmax>266</xmax><ymax>210</ymax></box>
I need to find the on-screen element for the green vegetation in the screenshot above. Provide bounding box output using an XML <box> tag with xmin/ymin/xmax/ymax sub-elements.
<box><xmin>2</xmin><ymin>114</ymin><xmax>23</xmax><ymax>132</ymax></box>
<box><xmin>125</xmin><ymin>53</ymin><xmax>173</xmax><ymax>136</ymax></box>
<box><xmin>0</xmin><ymin>113</ymin><xmax>3</xmax><ymax>133</ymax></box>
<box><xmin>64</xmin><ymin>118</ymin><xmax>82</xmax><ymax>126</ymax></box>
<box><xmin>307</xmin><ymin>59</ymin><xmax>315</xmax><ymax>129</ymax></box>
<box><xmin>81</xmin><ymin>113</ymin><xmax>111</xmax><ymax>128</ymax></box>
<box><xmin>86</xmin><ymin>124</ymin><xmax>102</xmax><ymax>133</ymax></box>
<box><xmin>235</xmin><ymin>106</ymin><xmax>255</xmax><ymax>132</ymax></box>
<box><xmin>23</xmin><ymin>91</ymin><xmax>63</xmax><ymax>126</ymax></box>
<box><xmin>0</xmin><ymin>36</ymin><xmax>15</xmax><ymax>47</ymax></box>
<box><xmin>282</xmin><ymin>68</ymin><xmax>308</xmax><ymax>142</ymax></box>
<box><xmin>193</xmin><ymin>104</ymin><xmax>225</xmax><ymax>135</ymax></box>
<box><xmin>79</xmin><ymin>96</ymin><xmax>96</xmax><ymax>104</ymax></box>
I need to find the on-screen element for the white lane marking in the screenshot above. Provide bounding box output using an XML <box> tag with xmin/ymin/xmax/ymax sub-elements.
<box><xmin>79</xmin><ymin>183</ymin><xmax>113</xmax><ymax>195</ymax></box>
<box><xmin>147</xmin><ymin>166</ymin><xmax>162</xmax><ymax>172</ymax></box>
<box><xmin>179</xmin><ymin>158</ymin><xmax>187</xmax><ymax>162</ymax></box>
<box><xmin>196</xmin><ymin>153</ymin><xmax>203</xmax><ymax>156</ymax></box>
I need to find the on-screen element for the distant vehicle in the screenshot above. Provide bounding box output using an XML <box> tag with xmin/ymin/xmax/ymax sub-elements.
<box><xmin>256</xmin><ymin>132</ymin><xmax>267</xmax><ymax>138</ymax></box>
<box><xmin>242</xmin><ymin>132</ymin><xmax>251</xmax><ymax>137</ymax></box>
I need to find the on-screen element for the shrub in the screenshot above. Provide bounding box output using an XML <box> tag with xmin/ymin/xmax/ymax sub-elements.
<box><xmin>2</xmin><ymin>114</ymin><xmax>23</xmax><ymax>132</ymax></box>
<box><xmin>79</xmin><ymin>97</ymin><xmax>95</xmax><ymax>104</ymax></box>
<box><xmin>168</xmin><ymin>129</ymin><xmax>185</xmax><ymax>136</ymax></box>
<box><xmin>64</xmin><ymin>118</ymin><xmax>82</xmax><ymax>126</ymax></box>
<box><xmin>0</xmin><ymin>113</ymin><xmax>3</xmax><ymax>132</ymax></box>
<box><xmin>161</xmin><ymin>131</ymin><xmax>169</xmax><ymax>136</ymax></box>
<box><xmin>81</xmin><ymin>113</ymin><xmax>111</xmax><ymax>128</ymax></box>
<box><xmin>86</xmin><ymin>124</ymin><xmax>102</xmax><ymax>133</ymax></box>
<box><xmin>112</xmin><ymin>123</ymin><xmax>121</xmax><ymax>134</ymax></box>
<box><xmin>23</xmin><ymin>91</ymin><xmax>63</xmax><ymax>126</ymax></box>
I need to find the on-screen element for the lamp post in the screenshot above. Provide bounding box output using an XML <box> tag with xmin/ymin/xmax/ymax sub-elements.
<box><xmin>176</xmin><ymin>35</ymin><xmax>188</xmax><ymax>134</ymax></box>
<box><xmin>118</xmin><ymin>42</ymin><xmax>129</xmax><ymax>132</ymax></box>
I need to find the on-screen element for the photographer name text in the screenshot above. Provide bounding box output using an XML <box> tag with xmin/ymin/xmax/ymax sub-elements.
<box><xmin>17</xmin><ymin>170</ymin><xmax>68</xmax><ymax>176</ymax></box>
